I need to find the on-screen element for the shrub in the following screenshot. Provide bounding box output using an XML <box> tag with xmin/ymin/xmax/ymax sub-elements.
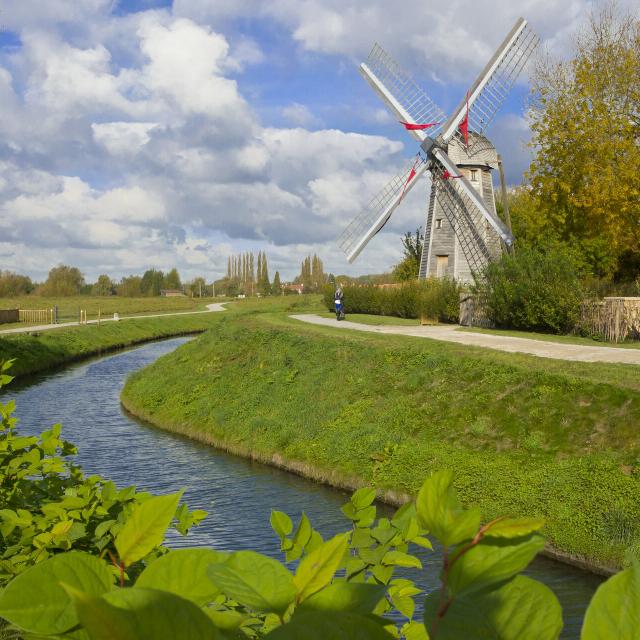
<box><xmin>323</xmin><ymin>279</ymin><xmax>461</xmax><ymax>322</ymax></box>
<box><xmin>480</xmin><ymin>246</ymin><xmax>584</xmax><ymax>334</ymax></box>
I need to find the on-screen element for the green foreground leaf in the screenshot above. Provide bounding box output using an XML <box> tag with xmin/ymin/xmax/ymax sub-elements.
<box><xmin>0</xmin><ymin>551</ymin><xmax>112</xmax><ymax>635</ymax></box>
<box><xmin>425</xmin><ymin>575</ymin><xmax>562</xmax><ymax>640</ymax></box>
<box><xmin>115</xmin><ymin>491</ymin><xmax>183</xmax><ymax>567</ymax></box>
<box><xmin>136</xmin><ymin>548</ymin><xmax>228</xmax><ymax>605</ymax></box>
<box><xmin>208</xmin><ymin>550</ymin><xmax>296</xmax><ymax>614</ymax></box>
<box><xmin>581</xmin><ymin>560</ymin><xmax>640</xmax><ymax>640</ymax></box>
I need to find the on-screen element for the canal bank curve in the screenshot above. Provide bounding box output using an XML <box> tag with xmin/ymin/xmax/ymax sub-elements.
<box><xmin>3</xmin><ymin>338</ymin><xmax>602</xmax><ymax>639</ymax></box>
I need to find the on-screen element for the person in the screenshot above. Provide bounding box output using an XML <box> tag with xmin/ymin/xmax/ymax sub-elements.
<box><xmin>334</xmin><ymin>284</ymin><xmax>345</xmax><ymax>321</ymax></box>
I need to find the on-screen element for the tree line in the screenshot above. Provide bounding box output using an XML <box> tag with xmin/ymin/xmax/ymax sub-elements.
<box><xmin>0</xmin><ymin>265</ymin><xmax>210</xmax><ymax>298</ymax></box>
<box><xmin>215</xmin><ymin>251</ymin><xmax>281</xmax><ymax>297</ymax></box>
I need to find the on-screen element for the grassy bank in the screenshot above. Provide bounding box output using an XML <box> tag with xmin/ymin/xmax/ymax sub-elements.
<box><xmin>0</xmin><ymin>311</ymin><xmax>226</xmax><ymax>378</ymax></box>
<box><xmin>121</xmin><ymin>304</ymin><xmax>640</xmax><ymax>572</ymax></box>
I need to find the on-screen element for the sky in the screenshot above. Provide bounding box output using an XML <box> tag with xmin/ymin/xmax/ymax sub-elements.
<box><xmin>0</xmin><ymin>0</ymin><xmax>634</xmax><ymax>283</ymax></box>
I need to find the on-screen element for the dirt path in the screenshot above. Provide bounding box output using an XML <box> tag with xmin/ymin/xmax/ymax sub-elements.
<box><xmin>291</xmin><ymin>314</ymin><xmax>640</xmax><ymax>365</ymax></box>
<box><xmin>0</xmin><ymin>303</ymin><xmax>227</xmax><ymax>335</ymax></box>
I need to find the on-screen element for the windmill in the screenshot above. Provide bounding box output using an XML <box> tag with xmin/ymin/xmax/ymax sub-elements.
<box><xmin>337</xmin><ymin>18</ymin><xmax>539</xmax><ymax>282</ymax></box>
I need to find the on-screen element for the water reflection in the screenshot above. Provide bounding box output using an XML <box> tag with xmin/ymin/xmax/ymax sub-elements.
<box><xmin>4</xmin><ymin>338</ymin><xmax>602</xmax><ymax>638</ymax></box>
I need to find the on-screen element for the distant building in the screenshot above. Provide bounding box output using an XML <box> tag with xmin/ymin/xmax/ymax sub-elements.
<box><xmin>160</xmin><ymin>289</ymin><xmax>185</xmax><ymax>297</ymax></box>
<box><xmin>284</xmin><ymin>283</ymin><xmax>305</xmax><ymax>295</ymax></box>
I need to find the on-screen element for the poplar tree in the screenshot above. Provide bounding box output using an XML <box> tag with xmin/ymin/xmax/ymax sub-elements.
<box><xmin>272</xmin><ymin>270</ymin><xmax>282</xmax><ymax>295</ymax></box>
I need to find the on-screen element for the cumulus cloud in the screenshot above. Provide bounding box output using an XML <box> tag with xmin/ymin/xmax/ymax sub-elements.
<box><xmin>2</xmin><ymin>0</ymin><xmax>630</xmax><ymax>281</ymax></box>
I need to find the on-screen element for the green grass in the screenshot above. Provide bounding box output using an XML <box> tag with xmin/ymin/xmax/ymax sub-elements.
<box><xmin>318</xmin><ymin>312</ymin><xmax>420</xmax><ymax>326</ymax></box>
<box><xmin>121</xmin><ymin>298</ymin><xmax>640</xmax><ymax>571</ymax></box>
<box><xmin>0</xmin><ymin>312</ymin><xmax>227</xmax><ymax>378</ymax></box>
<box><xmin>459</xmin><ymin>326</ymin><xmax>640</xmax><ymax>349</ymax></box>
<box><xmin>0</xmin><ymin>295</ymin><xmax>213</xmax><ymax>327</ymax></box>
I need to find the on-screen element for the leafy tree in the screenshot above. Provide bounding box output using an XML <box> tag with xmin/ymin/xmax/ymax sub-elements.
<box><xmin>92</xmin><ymin>274</ymin><xmax>114</xmax><ymax>296</ymax></box>
<box><xmin>38</xmin><ymin>265</ymin><xmax>84</xmax><ymax>297</ymax></box>
<box><xmin>0</xmin><ymin>271</ymin><xmax>34</xmax><ymax>297</ymax></box>
<box><xmin>187</xmin><ymin>277</ymin><xmax>207</xmax><ymax>297</ymax></box>
<box><xmin>259</xmin><ymin>253</ymin><xmax>270</xmax><ymax>296</ymax></box>
<box><xmin>140</xmin><ymin>270</ymin><xmax>164</xmax><ymax>296</ymax></box>
<box><xmin>163</xmin><ymin>268</ymin><xmax>182</xmax><ymax>291</ymax></box>
<box><xmin>272</xmin><ymin>271</ymin><xmax>282</xmax><ymax>295</ymax></box>
<box><xmin>526</xmin><ymin>5</ymin><xmax>640</xmax><ymax>278</ymax></box>
<box><xmin>117</xmin><ymin>275</ymin><xmax>142</xmax><ymax>297</ymax></box>
<box><xmin>393</xmin><ymin>228</ymin><xmax>424</xmax><ymax>282</ymax></box>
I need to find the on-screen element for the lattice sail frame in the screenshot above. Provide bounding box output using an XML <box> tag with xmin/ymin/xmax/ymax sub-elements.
<box><xmin>338</xmin><ymin>157</ymin><xmax>428</xmax><ymax>263</ymax></box>
<box><xmin>449</xmin><ymin>21</ymin><xmax>540</xmax><ymax>151</ymax></box>
<box><xmin>362</xmin><ymin>44</ymin><xmax>447</xmax><ymax>138</ymax></box>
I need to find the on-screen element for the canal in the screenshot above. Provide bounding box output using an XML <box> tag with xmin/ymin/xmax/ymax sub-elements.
<box><xmin>4</xmin><ymin>337</ymin><xmax>603</xmax><ymax>638</ymax></box>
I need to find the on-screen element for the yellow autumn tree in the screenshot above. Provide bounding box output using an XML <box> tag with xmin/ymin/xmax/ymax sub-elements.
<box><xmin>525</xmin><ymin>5</ymin><xmax>640</xmax><ymax>278</ymax></box>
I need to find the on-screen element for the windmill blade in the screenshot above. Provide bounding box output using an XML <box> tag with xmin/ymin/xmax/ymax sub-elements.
<box><xmin>431</xmin><ymin>147</ymin><xmax>514</xmax><ymax>246</ymax></box>
<box><xmin>361</xmin><ymin>44</ymin><xmax>447</xmax><ymax>143</ymax></box>
<box><xmin>441</xmin><ymin>18</ymin><xmax>539</xmax><ymax>146</ymax></box>
<box><xmin>338</xmin><ymin>157</ymin><xmax>428</xmax><ymax>263</ymax></box>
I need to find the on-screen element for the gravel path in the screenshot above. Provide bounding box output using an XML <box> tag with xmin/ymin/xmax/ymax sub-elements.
<box><xmin>0</xmin><ymin>303</ymin><xmax>227</xmax><ymax>335</ymax></box>
<box><xmin>291</xmin><ymin>314</ymin><xmax>640</xmax><ymax>365</ymax></box>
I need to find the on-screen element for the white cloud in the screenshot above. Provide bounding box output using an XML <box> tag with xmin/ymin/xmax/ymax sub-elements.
<box><xmin>92</xmin><ymin>122</ymin><xmax>159</xmax><ymax>155</ymax></box>
<box><xmin>282</xmin><ymin>103</ymin><xmax>321</xmax><ymax>128</ymax></box>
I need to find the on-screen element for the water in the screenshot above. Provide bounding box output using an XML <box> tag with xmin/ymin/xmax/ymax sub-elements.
<box><xmin>3</xmin><ymin>338</ymin><xmax>603</xmax><ymax>637</ymax></box>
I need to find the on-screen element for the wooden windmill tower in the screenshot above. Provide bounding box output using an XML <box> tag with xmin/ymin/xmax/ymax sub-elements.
<box><xmin>338</xmin><ymin>18</ymin><xmax>539</xmax><ymax>282</ymax></box>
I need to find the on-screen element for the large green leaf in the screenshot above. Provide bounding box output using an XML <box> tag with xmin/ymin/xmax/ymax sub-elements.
<box><xmin>136</xmin><ymin>548</ymin><xmax>228</xmax><ymax>605</ymax></box>
<box><xmin>483</xmin><ymin>517</ymin><xmax>546</xmax><ymax>539</ymax></box>
<box><xmin>424</xmin><ymin>575</ymin><xmax>562</xmax><ymax>640</ymax></box>
<box><xmin>416</xmin><ymin>471</ymin><xmax>480</xmax><ymax>547</ymax></box>
<box><xmin>293</xmin><ymin>533</ymin><xmax>350</xmax><ymax>603</ymax></box>
<box><xmin>296</xmin><ymin>583</ymin><xmax>386</xmax><ymax>615</ymax></box>
<box><xmin>581</xmin><ymin>560</ymin><xmax>640</xmax><ymax>639</ymax></box>
<box><xmin>350</xmin><ymin>487</ymin><xmax>377</xmax><ymax>510</ymax></box>
<box><xmin>67</xmin><ymin>585</ymin><xmax>218</xmax><ymax>640</ymax></box>
<box><xmin>271</xmin><ymin>511</ymin><xmax>293</xmax><ymax>539</ymax></box>
<box><xmin>447</xmin><ymin>534</ymin><xmax>545</xmax><ymax>596</ymax></box>
<box><xmin>0</xmin><ymin>551</ymin><xmax>112</xmax><ymax>635</ymax></box>
<box><xmin>265</xmin><ymin>611</ymin><xmax>395</xmax><ymax>639</ymax></box>
<box><xmin>115</xmin><ymin>491</ymin><xmax>182</xmax><ymax>567</ymax></box>
<box><xmin>207</xmin><ymin>551</ymin><xmax>296</xmax><ymax>614</ymax></box>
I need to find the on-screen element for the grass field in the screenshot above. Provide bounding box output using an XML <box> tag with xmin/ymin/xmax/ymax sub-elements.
<box><xmin>0</xmin><ymin>311</ymin><xmax>226</xmax><ymax>378</ymax></box>
<box><xmin>120</xmin><ymin>296</ymin><xmax>640</xmax><ymax>571</ymax></box>
<box><xmin>0</xmin><ymin>295</ymin><xmax>213</xmax><ymax>328</ymax></box>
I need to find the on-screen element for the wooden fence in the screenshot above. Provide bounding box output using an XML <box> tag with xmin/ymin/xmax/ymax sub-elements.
<box><xmin>0</xmin><ymin>309</ymin><xmax>19</xmax><ymax>324</ymax></box>
<box><xmin>580</xmin><ymin>297</ymin><xmax>640</xmax><ymax>343</ymax></box>
<box><xmin>18</xmin><ymin>308</ymin><xmax>54</xmax><ymax>324</ymax></box>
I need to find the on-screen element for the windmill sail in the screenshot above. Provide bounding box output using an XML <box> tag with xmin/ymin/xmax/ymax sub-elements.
<box><xmin>360</xmin><ymin>43</ymin><xmax>446</xmax><ymax>142</ymax></box>
<box><xmin>441</xmin><ymin>18</ymin><xmax>540</xmax><ymax>148</ymax></box>
<box><xmin>338</xmin><ymin>157</ymin><xmax>428</xmax><ymax>263</ymax></box>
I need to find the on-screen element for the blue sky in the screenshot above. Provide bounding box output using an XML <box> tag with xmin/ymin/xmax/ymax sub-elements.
<box><xmin>0</xmin><ymin>0</ymin><xmax>632</xmax><ymax>282</ymax></box>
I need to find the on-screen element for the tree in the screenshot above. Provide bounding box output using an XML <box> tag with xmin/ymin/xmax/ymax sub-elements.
<box><xmin>0</xmin><ymin>271</ymin><xmax>34</xmax><ymax>297</ymax></box>
<box><xmin>92</xmin><ymin>275</ymin><xmax>114</xmax><ymax>296</ymax></box>
<box><xmin>525</xmin><ymin>5</ymin><xmax>640</xmax><ymax>278</ymax></box>
<box><xmin>38</xmin><ymin>265</ymin><xmax>84</xmax><ymax>296</ymax></box>
<box><xmin>393</xmin><ymin>228</ymin><xmax>424</xmax><ymax>282</ymax></box>
<box><xmin>117</xmin><ymin>276</ymin><xmax>142</xmax><ymax>297</ymax></box>
<box><xmin>140</xmin><ymin>269</ymin><xmax>164</xmax><ymax>296</ymax></box>
<box><xmin>272</xmin><ymin>271</ymin><xmax>282</xmax><ymax>295</ymax></box>
<box><xmin>164</xmin><ymin>268</ymin><xmax>182</xmax><ymax>291</ymax></box>
<box><xmin>258</xmin><ymin>253</ymin><xmax>270</xmax><ymax>296</ymax></box>
<box><xmin>186</xmin><ymin>277</ymin><xmax>207</xmax><ymax>297</ymax></box>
